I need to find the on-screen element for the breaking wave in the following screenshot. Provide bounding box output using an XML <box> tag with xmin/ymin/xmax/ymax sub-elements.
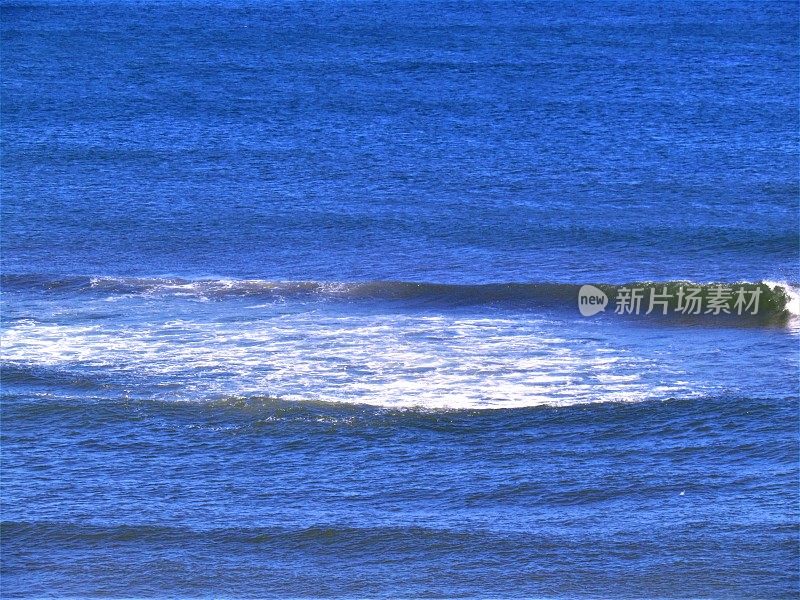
<box><xmin>2</xmin><ymin>274</ymin><xmax>797</xmax><ymax>319</ymax></box>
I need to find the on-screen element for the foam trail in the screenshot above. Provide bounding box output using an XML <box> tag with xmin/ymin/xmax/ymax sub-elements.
<box><xmin>0</xmin><ymin>308</ymin><xmax>768</xmax><ymax>409</ymax></box>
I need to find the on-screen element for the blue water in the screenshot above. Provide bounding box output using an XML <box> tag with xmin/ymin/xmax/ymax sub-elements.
<box><xmin>1</xmin><ymin>0</ymin><xmax>799</xmax><ymax>597</ymax></box>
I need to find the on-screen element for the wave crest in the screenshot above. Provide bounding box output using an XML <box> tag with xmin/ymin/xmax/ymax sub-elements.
<box><xmin>2</xmin><ymin>274</ymin><xmax>797</xmax><ymax>318</ymax></box>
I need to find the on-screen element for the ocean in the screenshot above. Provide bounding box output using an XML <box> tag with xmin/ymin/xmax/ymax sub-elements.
<box><xmin>1</xmin><ymin>0</ymin><xmax>799</xmax><ymax>597</ymax></box>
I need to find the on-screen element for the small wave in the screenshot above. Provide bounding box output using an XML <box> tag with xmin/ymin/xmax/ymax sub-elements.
<box><xmin>2</xmin><ymin>274</ymin><xmax>797</xmax><ymax>319</ymax></box>
<box><xmin>0</xmin><ymin>520</ymin><xmax>508</xmax><ymax>550</ymax></box>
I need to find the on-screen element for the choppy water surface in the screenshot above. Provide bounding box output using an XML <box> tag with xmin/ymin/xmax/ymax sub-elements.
<box><xmin>2</xmin><ymin>0</ymin><xmax>798</xmax><ymax>597</ymax></box>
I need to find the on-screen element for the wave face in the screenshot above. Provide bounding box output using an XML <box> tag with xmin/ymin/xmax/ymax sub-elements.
<box><xmin>3</xmin><ymin>274</ymin><xmax>798</xmax><ymax>321</ymax></box>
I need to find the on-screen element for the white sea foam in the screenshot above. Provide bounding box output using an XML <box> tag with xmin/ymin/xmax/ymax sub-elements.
<box><xmin>0</xmin><ymin>308</ymin><xmax>721</xmax><ymax>409</ymax></box>
<box><xmin>764</xmin><ymin>280</ymin><xmax>800</xmax><ymax>317</ymax></box>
